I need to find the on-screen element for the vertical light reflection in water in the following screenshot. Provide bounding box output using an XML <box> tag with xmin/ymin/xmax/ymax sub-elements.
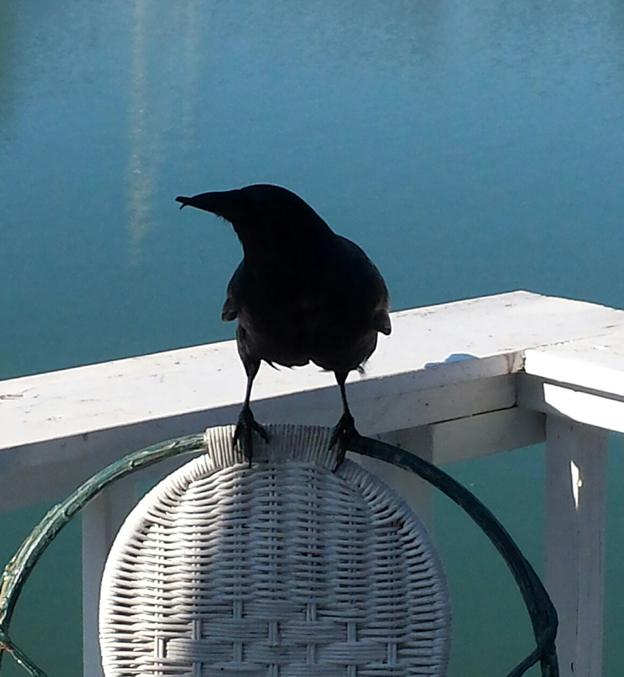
<box><xmin>126</xmin><ymin>0</ymin><xmax>154</xmax><ymax>266</ymax></box>
<box><xmin>180</xmin><ymin>0</ymin><xmax>200</xmax><ymax>158</ymax></box>
<box><xmin>156</xmin><ymin>0</ymin><xmax>201</xmax><ymax>158</ymax></box>
<box><xmin>0</xmin><ymin>6</ymin><xmax>17</xmax><ymax>165</ymax></box>
<box><xmin>126</xmin><ymin>1</ymin><xmax>200</xmax><ymax>265</ymax></box>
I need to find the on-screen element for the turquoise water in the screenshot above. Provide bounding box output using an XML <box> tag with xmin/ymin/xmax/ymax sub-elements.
<box><xmin>2</xmin><ymin>1</ymin><xmax>624</xmax><ymax>674</ymax></box>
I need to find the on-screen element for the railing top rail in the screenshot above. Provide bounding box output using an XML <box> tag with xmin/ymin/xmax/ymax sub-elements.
<box><xmin>3</xmin><ymin>290</ymin><xmax>622</xmax><ymax>455</ymax></box>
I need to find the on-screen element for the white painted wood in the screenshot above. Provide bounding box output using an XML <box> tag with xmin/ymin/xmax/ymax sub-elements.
<box><xmin>82</xmin><ymin>478</ymin><xmax>138</xmax><ymax>677</ymax></box>
<box><xmin>431</xmin><ymin>407</ymin><xmax>545</xmax><ymax>464</ymax></box>
<box><xmin>0</xmin><ymin>374</ymin><xmax>516</xmax><ymax>511</ymax></box>
<box><xmin>525</xmin><ymin>326</ymin><xmax>624</xmax><ymax>398</ymax></box>
<box><xmin>3</xmin><ymin>290</ymin><xmax>623</xmax><ymax>455</ymax></box>
<box><xmin>545</xmin><ymin>416</ymin><xmax>607</xmax><ymax>677</ymax></box>
<box><xmin>3</xmin><ymin>289</ymin><xmax>624</xmax><ymax>508</ymax></box>
<box><xmin>518</xmin><ymin>374</ymin><xmax>624</xmax><ymax>434</ymax></box>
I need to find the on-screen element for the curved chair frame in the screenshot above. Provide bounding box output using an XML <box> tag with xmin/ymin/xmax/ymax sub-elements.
<box><xmin>0</xmin><ymin>430</ymin><xmax>558</xmax><ymax>677</ymax></box>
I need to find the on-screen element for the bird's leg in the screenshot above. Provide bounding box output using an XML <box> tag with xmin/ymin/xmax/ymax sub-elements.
<box><xmin>233</xmin><ymin>358</ymin><xmax>269</xmax><ymax>467</ymax></box>
<box><xmin>329</xmin><ymin>371</ymin><xmax>360</xmax><ymax>471</ymax></box>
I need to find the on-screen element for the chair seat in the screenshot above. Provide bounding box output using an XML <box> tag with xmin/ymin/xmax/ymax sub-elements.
<box><xmin>99</xmin><ymin>424</ymin><xmax>450</xmax><ymax>676</ymax></box>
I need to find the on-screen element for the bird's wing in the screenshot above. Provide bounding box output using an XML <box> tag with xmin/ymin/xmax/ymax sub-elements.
<box><xmin>221</xmin><ymin>260</ymin><xmax>244</xmax><ymax>321</ymax></box>
<box><xmin>373</xmin><ymin>306</ymin><xmax>392</xmax><ymax>335</ymax></box>
<box><xmin>336</xmin><ymin>236</ymin><xmax>392</xmax><ymax>336</ymax></box>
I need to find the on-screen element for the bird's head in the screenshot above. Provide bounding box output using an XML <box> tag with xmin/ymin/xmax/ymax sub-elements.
<box><xmin>176</xmin><ymin>184</ymin><xmax>333</xmax><ymax>252</ymax></box>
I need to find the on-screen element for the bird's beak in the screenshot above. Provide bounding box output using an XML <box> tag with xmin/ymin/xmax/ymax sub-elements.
<box><xmin>175</xmin><ymin>190</ymin><xmax>242</xmax><ymax>221</ymax></box>
<box><xmin>176</xmin><ymin>194</ymin><xmax>217</xmax><ymax>211</ymax></box>
<box><xmin>175</xmin><ymin>195</ymin><xmax>192</xmax><ymax>210</ymax></box>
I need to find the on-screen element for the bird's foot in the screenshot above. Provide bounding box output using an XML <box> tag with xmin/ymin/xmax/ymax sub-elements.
<box><xmin>233</xmin><ymin>406</ymin><xmax>269</xmax><ymax>467</ymax></box>
<box><xmin>329</xmin><ymin>411</ymin><xmax>359</xmax><ymax>472</ymax></box>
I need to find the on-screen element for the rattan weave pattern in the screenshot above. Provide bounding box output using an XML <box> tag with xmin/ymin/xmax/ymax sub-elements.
<box><xmin>99</xmin><ymin>424</ymin><xmax>450</xmax><ymax>676</ymax></box>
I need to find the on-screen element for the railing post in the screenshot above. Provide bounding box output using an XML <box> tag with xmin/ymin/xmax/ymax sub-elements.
<box><xmin>82</xmin><ymin>477</ymin><xmax>138</xmax><ymax>677</ymax></box>
<box><xmin>545</xmin><ymin>416</ymin><xmax>607</xmax><ymax>677</ymax></box>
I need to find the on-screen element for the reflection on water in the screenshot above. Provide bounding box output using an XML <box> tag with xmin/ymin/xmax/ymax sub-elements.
<box><xmin>126</xmin><ymin>1</ymin><xmax>202</xmax><ymax>265</ymax></box>
<box><xmin>0</xmin><ymin>6</ymin><xmax>16</xmax><ymax>131</ymax></box>
<box><xmin>1</xmin><ymin>1</ymin><xmax>624</xmax><ymax>675</ymax></box>
<box><xmin>178</xmin><ymin>1</ymin><xmax>201</xmax><ymax>157</ymax></box>
<box><xmin>126</xmin><ymin>0</ymin><xmax>151</xmax><ymax>265</ymax></box>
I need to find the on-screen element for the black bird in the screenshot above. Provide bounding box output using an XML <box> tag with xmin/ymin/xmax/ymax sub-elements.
<box><xmin>176</xmin><ymin>184</ymin><xmax>391</xmax><ymax>469</ymax></box>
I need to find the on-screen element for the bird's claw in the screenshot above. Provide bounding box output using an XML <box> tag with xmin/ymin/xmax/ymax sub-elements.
<box><xmin>233</xmin><ymin>406</ymin><xmax>269</xmax><ymax>467</ymax></box>
<box><xmin>329</xmin><ymin>411</ymin><xmax>359</xmax><ymax>472</ymax></box>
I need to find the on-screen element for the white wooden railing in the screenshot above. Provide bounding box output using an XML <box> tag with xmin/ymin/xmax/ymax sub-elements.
<box><xmin>2</xmin><ymin>290</ymin><xmax>623</xmax><ymax>677</ymax></box>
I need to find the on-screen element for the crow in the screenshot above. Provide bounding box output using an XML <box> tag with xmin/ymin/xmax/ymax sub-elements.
<box><xmin>176</xmin><ymin>184</ymin><xmax>391</xmax><ymax>469</ymax></box>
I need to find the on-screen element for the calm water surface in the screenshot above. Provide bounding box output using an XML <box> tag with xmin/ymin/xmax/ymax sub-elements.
<box><xmin>1</xmin><ymin>1</ymin><xmax>624</xmax><ymax>674</ymax></box>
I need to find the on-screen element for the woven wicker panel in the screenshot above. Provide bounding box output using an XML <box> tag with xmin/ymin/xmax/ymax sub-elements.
<box><xmin>100</xmin><ymin>424</ymin><xmax>450</xmax><ymax>676</ymax></box>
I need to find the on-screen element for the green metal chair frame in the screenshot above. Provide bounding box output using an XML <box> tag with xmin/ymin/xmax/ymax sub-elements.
<box><xmin>0</xmin><ymin>431</ymin><xmax>558</xmax><ymax>677</ymax></box>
